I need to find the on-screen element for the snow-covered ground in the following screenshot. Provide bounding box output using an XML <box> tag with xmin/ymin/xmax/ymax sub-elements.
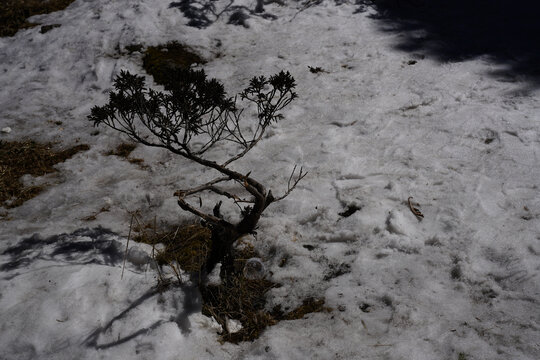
<box><xmin>1</xmin><ymin>1</ymin><xmax>539</xmax><ymax>359</ymax></box>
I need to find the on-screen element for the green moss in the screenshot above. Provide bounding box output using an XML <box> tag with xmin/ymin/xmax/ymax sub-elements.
<box><xmin>142</xmin><ymin>41</ymin><xmax>205</xmax><ymax>85</ymax></box>
<box><xmin>0</xmin><ymin>0</ymin><xmax>75</xmax><ymax>37</ymax></box>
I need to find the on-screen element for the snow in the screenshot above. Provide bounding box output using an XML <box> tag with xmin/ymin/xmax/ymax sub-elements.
<box><xmin>1</xmin><ymin>0</ymin><xmax>539</xmax><ymax>359</ymax></box>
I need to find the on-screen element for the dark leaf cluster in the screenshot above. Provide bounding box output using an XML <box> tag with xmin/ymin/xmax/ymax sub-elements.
<box><xmin>240</xmin><ymin>71</ymin><xmax>297</xmax><ymax>124</ymax></box>
<box><xmin>89</xmin><ymin>66</ymin><xmax>302</xmax><ymax>258</ymax></box>
<box><xmin>89</xmin><ymin>68</ymin><xmax>296</xmax><ymax>158</ymax></box>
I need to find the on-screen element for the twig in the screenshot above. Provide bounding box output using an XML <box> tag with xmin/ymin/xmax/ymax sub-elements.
<box><xmin>274</xmin><ymin>165</ymin><xmax>308</xmax><ymax>202</ymax></box>
<box><xmin>177</xmin><ymin>197</ymin><xmax>233</xmax><ymax>228</ymax></box>
<box><xmin>121</xmin><ymin>214</ymin><xmax>134</xmax><ymax>280</ymax></box>
<box><xmin>152</xmin><ymin>242</ymin><xmax>165</xmax><ymax>284</ymax></box>
<box><xmin>164</xmin><ymin>258</ymin><xmax>183</xmax><ymax>284</ymax></box>
<box><xmin>289</xmin><ymin>0</ymin><xmax>322</xmax><ymax>22</ymax></box>
<box><xmin>174</xmin><ymin>176</ymin><xmax>230</xmax><ymax>197</ymax></box>
<box><xmin>372</xmin><ymin>343</ymin><xmax>393</xmax><ymax>347</ymax></box>
<box><xmin>407</xmin><ymin>196</ymin><xmax>424</xmax><ymax>219</ymax></box>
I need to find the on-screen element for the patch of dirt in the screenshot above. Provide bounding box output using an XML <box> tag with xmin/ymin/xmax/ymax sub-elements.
<box><xmin>0</xmin><ymin>0</ymin><xmax>75</xmax><ymax>37</ymax></box>
<box><xmin>106</xmin><ymin>142</ymin><xmax>145</xmax><ymax>166</ymax></box>
<box><xmin>0</xmin><ymin>140</ymin><xmax>89</xmax><ymax>208</ymax></box>
<box><xmin>142</xmin><ymin>41</ymin><xmax>205</xmax><ymax>85</ymax></box>
<box><xmin>132</xmin><ymin>220</ymin><xmax>330</xmax><ymax>343</ymax></box>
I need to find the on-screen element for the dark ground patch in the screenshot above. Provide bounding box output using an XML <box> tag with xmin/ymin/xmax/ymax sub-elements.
<box><xmin>142</xmin><ymin>41</ymin><xmax>206</xmax><ymax>86</ymax></box>
<box><xmin>0</xmin><ymin>140</ymin><xmax>89</xmax><ymax>208</ymax></box>
<box><xmin>1</xmin><ymin>227</ymin><xmax>121</xmax><ymax>273</ymax></box>
<box><xmin>0</xmin><ymin>0</ymin><xmax>75</xmax><ymax>37</ymax></box>
<box><xmin>132</xmin><ymin>221</ymin><xmax>330</xmax><ymax>343</ymax></box>
<box><xmin>358</xmin><ymin>0</ymin><xmax>540</xmax><ymax>87</ymax></box>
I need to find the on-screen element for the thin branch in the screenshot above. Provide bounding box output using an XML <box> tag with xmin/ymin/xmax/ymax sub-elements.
<box><xmin>206</xmin><ymin>186</ymin><xmax>253</xmax><ymax>204</ymax></box>
<box><xmin>220</xmin><ymin>129</ymin><xmax>266</xmax><ymax>167</ymax></box>
<box><xmin>175</xmin><ymin>181</ymin><xmax>254</xmax><ymax>206</ymax></box>
<box><xmin>121</xmin><ymin>214</ymin><xmax>134</xmax><ymax>280</ymax></box>
<box><xmin>177</xmin><ymin>197</ymin><xmax>232</xmax><ymax>228</ymax></box>
<box><xmin>174</xmin><ymin>176</ymin><xmax>230</xmax><ymax>197</ymax></box>
<box><xmin>273</xmin><ymin>165</ymin><xmax>308</xmax><ymax>202</ymax></box>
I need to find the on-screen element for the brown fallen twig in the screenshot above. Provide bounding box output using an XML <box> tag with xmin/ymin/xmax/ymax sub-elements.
<box><xmin>408</xmin><ymin>196</ymin><xmax>424</xmax><ymax>219</ymax></box>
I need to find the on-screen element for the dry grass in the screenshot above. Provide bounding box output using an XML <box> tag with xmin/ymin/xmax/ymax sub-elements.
<box><xmin>106</xmin><ymin>143</ymin><xmax>136</xmax><ymax>158</ymax></box>
<box><xmin>106</xmin><ymin>142</ymin><xmax>145</xmax><ymax>166</ymax></box>
<box><xmin>132</xmin><ymin>219</ymin><xmax>212</xmax><ymax>282</ymax></box>
<box><xmin>0</xmin><ymin>140</ymin><xmax>89</xmax><ymax>208</ymax></box>
<box><xmin>154</xmin><ymin>224</ymin><xmax>212</xmax><ymax>273</ymax></box>
<box><xmin>202</xmin><ymin>275</ymin><xmax>279</xmax><ymax>343</ymax></box>
<box><xmin>0</xmin><ymin>0</ymin><xmax>75</xmax><ymax>37</ymax></box>
<box><xmin>130</xmin><ymin>219</ymin><xmax>329</xmax><ymax>343</ymax></box>
<box><xmin>202</xmin><ymin>243</ymin><xmax>330</xmax><ymax>343</ymax></box>
<box><xmin>142</xmin><ymin>41</ymin><xmax>205</xmax><ymax>85</ymax></box>
<box><xmin>274</xmin><ymin>297</ymin><xmax>330</xmax><ymax>321</ymax></box>
<box><xmin>201</xmin><ymin>243</ymin><xmax>278</xmax><ymax>343</ymax></box>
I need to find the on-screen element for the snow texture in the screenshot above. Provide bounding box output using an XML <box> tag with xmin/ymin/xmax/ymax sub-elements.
<box><xmin>1</xmin><ymin>0</ymin><xmax>539</xmax><ymax>359</ymax></box>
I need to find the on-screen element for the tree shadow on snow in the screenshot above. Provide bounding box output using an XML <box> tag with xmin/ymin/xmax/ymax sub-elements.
<box><xmin>0</xmin><ymin>227</ymin><xmax>123</xmax><ymax>276</ymax></box>
<box><xmin>83</xmin><ymin>279</ymin><xmax>201</xmax><ymax>349</ymax></box>
<box><xmin>355</xmin><ymin>0</ymin><xmax>540</xmax><ymax>89</ymax></box>
<box><xmin>1</xmin><ymin>227</ymin><xmax>203</xmax><ymax>346</ymax></box>
<box><xmin>169</xmin><ymin>0</ymin><xmax>278</xmax><ymax>28</ymax></box>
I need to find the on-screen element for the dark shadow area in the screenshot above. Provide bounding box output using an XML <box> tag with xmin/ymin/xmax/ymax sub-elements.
<box><xmin>1</xmin><ymin>227</ymin><xmax>203</xmax><ymax>346</ymax></box>
<box><xmin>356</xmin><ymin>0</ymin><xmax>540</xmax><ymax>87</ymax></box>
<box><xmin>169</xmin><ymin>0</ymin><xmax>277</xmax><ymax>28</ymax></box>
<box><xmin>84</xmin><ymin>278</ymin><xmax>202</xmax><ymax>349</ymax></box>
<box><xmin>83</xmin><ymin>288</ymin><xmax>165</xmax><ymax>349</ymax></box>
<box><xmin>1</xmin><ymin>227</ymin><xmax>122</xmax><ymax>273</ymax></box>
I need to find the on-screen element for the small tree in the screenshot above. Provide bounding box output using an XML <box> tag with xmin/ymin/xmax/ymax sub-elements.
<box><xmin>89</xmin><ymin>68</ymin><xmax>305</xmax><ymax>271</ymax></box>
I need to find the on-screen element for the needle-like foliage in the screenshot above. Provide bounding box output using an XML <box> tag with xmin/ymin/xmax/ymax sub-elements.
<box><xmin>89</xmin><ymin>67</ymin><xmax>304</xmax><ymax>271</ymax></box>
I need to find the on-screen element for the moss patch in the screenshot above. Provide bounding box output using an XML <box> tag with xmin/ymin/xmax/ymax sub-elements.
<box><xmin>0</xmin><ymin>140</ymin><xmax>89</xmax><ymax>208</ymax></box>
<box><xmin>0</xmin><ymin>0</ymin><xmax>74</xmax><ymax>37</ymax></box>
<box><xmin>142</xmin><ymin>41</ymin><xmax>205</xmax><ymax>85</ymax></box>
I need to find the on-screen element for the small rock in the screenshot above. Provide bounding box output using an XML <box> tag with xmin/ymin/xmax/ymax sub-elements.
<box><xmin>1</xmin><ymin>127</ymin><xmax>11</xmax><ymax>133</ymax></box>
<box><xmin>338</xmin><ymin>305</ymin><xmax>346</xmax><ymax>312</ymax></box>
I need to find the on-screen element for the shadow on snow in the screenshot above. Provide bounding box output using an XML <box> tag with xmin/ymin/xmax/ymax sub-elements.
<box><xmin>169</xmin><ymin>0</ymin><xmax>278</xmax><ymax>28</ymax></box>
<box><xmin>1</xmin><ymin>228</ymin><xmax>203</xmax><ymax>347</ymax></box>
<box><xmin>356</xmin><ymin>0</ymin><xmax>540</xmax><ymax>89</ymax></box>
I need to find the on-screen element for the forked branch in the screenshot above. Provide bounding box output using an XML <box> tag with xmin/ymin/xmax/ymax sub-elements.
<box><xmin>273</xmin><ymin>165</ymin><xmax>308</xmax><ymax>202</ymax></box>
<box><xmin>89</xmin><ymin>67</ymin><xmax>303</xmax><ymax>244</ymax></box>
